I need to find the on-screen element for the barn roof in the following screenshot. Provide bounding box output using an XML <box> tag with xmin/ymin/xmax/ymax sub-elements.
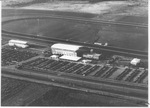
<box><xmin>9</xmin><ymin>40</ymin><xmax>27</xmax><ymax>44</ymax></box>
<box><xmin>51</xmin><ymin>43</ymin><xmax>82</xmax><ymax>51</ymax></box>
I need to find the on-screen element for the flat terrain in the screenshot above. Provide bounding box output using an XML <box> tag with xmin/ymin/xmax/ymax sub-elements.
<box><xmin>1</xmin><ymin>77</ymin><xmax>52</xmax><ymax>106</ymax></box>
<box><xmin>2</xmin><ymin>9</ymin><xmax>148</xmax><ymax>51</ymax></box>
<box><xmin>2</xmin><ymin>0</ymin><xmax>148</xmax><ymax>106</ymax></box>
<box><xmin>2</xmin><ymin>0</ymin><xmax>148</xmax><ymax>51</ymax></box>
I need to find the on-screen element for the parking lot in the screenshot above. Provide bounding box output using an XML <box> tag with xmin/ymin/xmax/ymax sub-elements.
<box><xmin>2</xmin><ymin>46</ymin><xmax>38</xmax><ymax>66</ymax></box>
<box><xmin>17</xmin><ymin>57</ymin><xmax>148</xmax><ymax>84</ymax></box>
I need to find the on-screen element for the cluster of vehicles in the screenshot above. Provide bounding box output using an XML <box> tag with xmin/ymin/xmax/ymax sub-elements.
<box><xmin>16</xmin><ymin>57</ymin><xmax>148</xmax><ymax>84</ymax></box>
<box><xmin>2</xmin><ymin>40</ymin><xmax>147</xmax><ymax>85</ymax></box>
<box><xmin>2</xmin><ymin>46</ymin><xmax>38</xmax><ymax>66</ymax></box>
<box><xmin>1</xmin><ymin>39</ymin><xmax>148</xmax><ymax>85</ymax></box>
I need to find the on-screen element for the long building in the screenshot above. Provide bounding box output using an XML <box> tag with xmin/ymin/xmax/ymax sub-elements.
<box><xmin>51</xmin><ymin>43</ymin><xmax>82</xmax><ymax>57</ymax></box>
<box><xmin>51</xmin><ymin>43</ymin><xmax>85</xmax><ymax>61</ymax></box>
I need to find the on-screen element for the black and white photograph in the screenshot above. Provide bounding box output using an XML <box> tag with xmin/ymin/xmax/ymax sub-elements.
<box><xmin>1</xmin><ymin>0</ymin><xmax>148</xmax><ymax>106</ymax></box>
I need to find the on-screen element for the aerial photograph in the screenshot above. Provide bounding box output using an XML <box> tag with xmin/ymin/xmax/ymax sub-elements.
<box><xmin>1</xmin><ymin>0</ymin><xmax>148</xmax><ymax>106</ymax></box>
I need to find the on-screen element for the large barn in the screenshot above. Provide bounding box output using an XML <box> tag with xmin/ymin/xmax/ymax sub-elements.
<box><xmin>51</xmin><ymin>43</ymin><xmax>83</xmax><ymax>61</ymax></box>
<box><xmin>51</xmin><ymin>43</ymin><xmax>100</xmax><ymax>61</ymax></box>
<box><xmin>51</xmin><ymin>43</ymin><xmax>82</xmax><ymax>56</ymax></box>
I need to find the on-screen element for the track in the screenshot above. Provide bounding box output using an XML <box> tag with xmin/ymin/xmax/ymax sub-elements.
<box><xmin>2</xmin><ymin>13</ymin><xmax>148</xmax><ymax>58</ymax></box>
<box><xmin>2</xmin><ymin>14</ymin><xmax>148</xmax><ymax>28</ymax></box>
<box><xmin>2</xmin><ymin>29</ymin><xmax>148</xmax><ymax>59</ymax></box>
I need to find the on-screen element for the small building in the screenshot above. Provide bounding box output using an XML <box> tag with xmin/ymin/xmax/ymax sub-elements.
<box><xmin>60</xmin><ymin>55</ymin><xmax>81</xmax><ymax>61</ymax></box>
<box><xmin>50</xmin><ymin>55</ymin><xmax>59</xmax><ymax>60</ymax></box>
<box><xmin>83</xmin><ymin>53</ymin><xmax>101</xmax><ymax>60</ymax></box>
<box><xmin>8</xmin><ymin>40</ymin><xmax>28</xmax><ymax>48</ymax></box>
<box><xmin>94</xmin><ymin>42</ymin><xmax>102</xmax><ymax>45</ymax></box>
<box><xmin>82</xmin><ymin>59</ymin><xmax>92</xmax><ymax>64</ymax></box>
<box><xmin>130</xmin><ymin>58</ymin><xmax>141</xmax><ymax>66</ymax></box>
<box><xmin>94</xmin><ymin>42</ymin><xmax>108</xmax><ymax>46</ymax></box>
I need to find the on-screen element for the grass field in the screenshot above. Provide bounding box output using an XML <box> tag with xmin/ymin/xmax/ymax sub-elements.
<box><xmin>2</xmin><ymin>17</ymin><xmax>148</xmax><ymax>51</ymax></box>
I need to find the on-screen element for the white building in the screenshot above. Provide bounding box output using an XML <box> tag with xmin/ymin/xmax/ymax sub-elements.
<box><xmin>51</xmin><ymin>43</ymin><xmax>82</xmax><ymax>61</ymax></box>
<box><xmin>50</xmin><ymin>55</ymin><xmax>59</xmax><ymax>60</ymax></box>
<box><xmin>60</xmin><ymin>55</ymin><xmax>81</xmax><ymax>61</ymax></box>
<box><xmin>51</xmin><ymin>43</ymin><xmax>82</xmax><ymax>56</ymax></box>
<box><xmin>8</xmin><ymin>40</ymin><xmax>28</xmax><ymax>48</ymax></box>
<box><xmin>130</xmin><ymin>58</ymin><xmax>141</xmax><ymax>66</ymax></box>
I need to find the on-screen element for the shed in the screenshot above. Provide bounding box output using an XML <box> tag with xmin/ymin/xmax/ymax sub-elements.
<box><xmin>60</xmin><ymin>55</ymin><xmax>81</xmax><ymax>61</ymax></box>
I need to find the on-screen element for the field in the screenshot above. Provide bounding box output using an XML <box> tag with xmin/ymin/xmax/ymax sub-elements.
<box><xmin>2</xmin><ymin>16</ymin><xmax>148</xmax><ymax>51</ymax></box>
<box><xmin>2</xmin><ymin>0</ymin><xmax>148</xmax><ymax>51</ymax></box>
<box><xmin>1</xmin><ymin>77</ymin><xmax>52</xmax><ymax>106</ymax></box>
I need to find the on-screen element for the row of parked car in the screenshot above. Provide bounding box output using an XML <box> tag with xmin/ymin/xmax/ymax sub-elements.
<box><xmin>115</xmin><ymin>68</ymin><xmax>147</xmax><ymax>83</ymax></box>
<box><xmin>17</xmin><ymin>57</ymin><xmax>147</xmax><ymax>84</ymax></box>
<box><xmin>2</xmin><ymin>46</ymin><xmax>38</xmax><ymax>66</ymax></box>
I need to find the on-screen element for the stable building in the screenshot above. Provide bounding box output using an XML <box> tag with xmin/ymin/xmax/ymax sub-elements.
<box><xmin>51</xmin><ymin>43</ymin><xmax>83</xmax><ymax>61</ymax></box>
<box><xmin>51</xmin><ymin>43</ymin><xmax>82</xmax><ymax>56</ymax></box>
<box><xmin>8</xmin><ymin>39</ymin><xmax>28</xmax><ymax>48</ymax></box>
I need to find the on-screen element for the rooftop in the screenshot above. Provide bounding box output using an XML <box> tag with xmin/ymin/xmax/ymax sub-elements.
<box><xmin>51</xmin><ymin>43</ymin><xmax>82</xmax><ymax>51</ymax></box>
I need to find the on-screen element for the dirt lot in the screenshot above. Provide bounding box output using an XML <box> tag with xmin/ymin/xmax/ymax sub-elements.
<box><xmin>2</xmin><ymin>0</ymin><xmax>147</xmax><ymax>16</ymax></box>
<box><xmin>2</xmin><ymin>0</ymin><xmax>148</xmax><ymax>23</ymax></box>
<box><xmin>21</xmin><ymin>1</ymin><xmax>129</xmax><ymax>14</ymax></box>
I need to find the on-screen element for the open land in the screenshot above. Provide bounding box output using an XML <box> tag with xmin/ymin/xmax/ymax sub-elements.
<box><xmin>1</xmin><ymin>0</ymin><xmax>148</xmax><ymax>106</ymax></box>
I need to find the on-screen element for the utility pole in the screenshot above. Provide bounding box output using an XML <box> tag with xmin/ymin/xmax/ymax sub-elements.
<box><xmin>93</xmin><ymin>29</ymin><xmax>100</xmax><ymax>44</ymax></box>
<box><xmin>37</xmin><ymin>19</ymin><xmax>40</xmax><ymax>36</ymax></box>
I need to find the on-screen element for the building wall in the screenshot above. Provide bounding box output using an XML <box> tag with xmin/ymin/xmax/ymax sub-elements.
<box><xmin>51</xmin><ymin>48</ymin><xmax>77</xmax><ymax>56</ymax></box>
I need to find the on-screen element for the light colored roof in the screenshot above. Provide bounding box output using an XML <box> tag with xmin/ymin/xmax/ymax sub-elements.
<box><xmin>60</xmin><ymin>55</ymin><xmax>81</xmax><ymax>61</ymax></box>
<box><xmin>9</xmin><ymin>40</ymin><xmax>27</xmax><ymax>44</ymax></box>
<box><xmin>51</xmin><ymin>43</ymin><xmax>82</xmax><ymax>51</ymax></box>
<box><xmin>15</xmin><ymin>44</ymin><xmax>28</xmax><ymax>48</ymax></box>
<box><xmin>130</xmin><ymin>58</ymin><xmax>140</xmax><ymax>65</ymax></box>
<box><xmin>50</xmin><ymin>55</ymin><xmax>59</xmax><ymax>58</ymax></box>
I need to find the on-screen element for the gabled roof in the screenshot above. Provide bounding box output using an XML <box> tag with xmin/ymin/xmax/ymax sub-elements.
<box><xmin>9</xmin><ymin>40</ymin><xmax>27</xmax><ymax>44</ymax></box>
<box><xmin>51</xmin><ymin>43</ymin><xmax>82</xmax><ymax>51</ymax></box>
